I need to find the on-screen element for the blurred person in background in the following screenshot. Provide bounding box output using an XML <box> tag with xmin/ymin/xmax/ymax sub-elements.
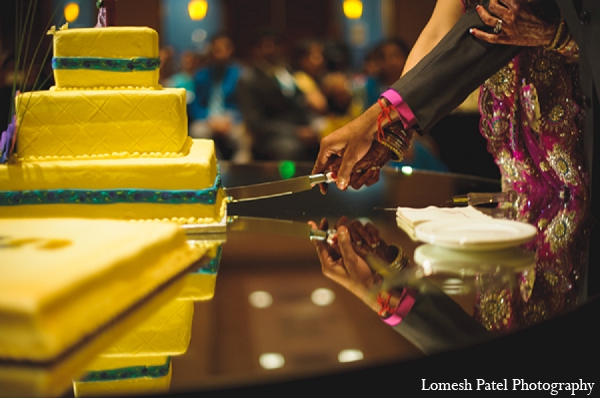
<box><xmin>158</xmin><ymin>46</ymin><xmax>176</xmax><ymax>87</ymax></box>
<box><xmin>237</xmin><ymin>28</ymin><xmax>319</xmax><ymax>161</ymax></box>
<box><xmin>292</xmin><ymin>39</ymin><xmax>328</xmax><ymax>116</ymax></box>
<box><xmin>165</xmin><ymin>50</ymin><xmax>204</xmax><ymax>106</ymax></box>
<box><xmin>189</xmin><ymin>33</ymin><xmax>251</xmax><ymax>163</ymax></box>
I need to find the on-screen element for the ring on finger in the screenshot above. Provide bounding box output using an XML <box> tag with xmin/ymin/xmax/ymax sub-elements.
<box><xmin>493</xmin><ymin>19</ymin><xmax>502</xmax><ymax>34</ymax></box>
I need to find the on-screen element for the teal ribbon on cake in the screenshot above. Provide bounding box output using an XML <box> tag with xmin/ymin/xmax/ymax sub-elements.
<box><xmin>52</xmin><ymin>56</ymin><xmax>160</xmax><ymax>72</ymax></box>
<box><xmin>198</xmin><ymin>245</ymin><xmax>222</xmax><ymax>274</ymax></box>
<box><xmin>0</xmin><ymin>175</ymin><xmax>221</xmax><ymax>206</ymax></box>
<box><xmin>79</xmin><ymin>357</ymin><xmax>171</xmax><ymax>382</ymax></box>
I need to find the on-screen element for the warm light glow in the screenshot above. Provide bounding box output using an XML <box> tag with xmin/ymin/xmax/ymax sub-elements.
<box><xmin>401</xmin><ymin>165</ymin><xmax>413</xmax><ymax>175</ymax></box>
<box><xmin>338</xmin><ymin>349</ymin><xmax>364</xmax><ymax>363</ymax></box>
<box><xmin>343</xmin><ymin>0</ymin><xmax>363</xmax><ymax>19</ymax></box>
<box><xmin>188</xmin><ymin>0</ymin><xmax>208</xmax><ymax>20</ymax></box>
<box><xmin>248</xmin><ymin>291</ymin><xmax>273</xmax><ymax>308</ymax></box>
<box><xmin>259</xmin><ymin>353</ymin><xmax>285</xmax><ymax>369</ymax></box>
<box><xmin>311</xmin><ymin>288</ymin><xmax>335</xmax><ymax>306</ymax></box>
<box><xmin>64</xmin><ymin>2</ymin><xmax>80</xmax><ymax>23</ymax></box>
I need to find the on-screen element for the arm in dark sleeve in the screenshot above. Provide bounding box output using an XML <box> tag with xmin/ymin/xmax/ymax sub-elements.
<box><xmin>389</xmin><ymin>0</ymin><xmax>521</xmax><ymax>133</ymax></box>
<box><xmin>391</xmin><ymin>280</ymin><xmax>494</xmax><ymax>355</ymax></box>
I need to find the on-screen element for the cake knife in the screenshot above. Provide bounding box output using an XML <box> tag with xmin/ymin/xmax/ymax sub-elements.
<box><xmin>226</xmin><ymin>216</ymin><xmax>336</xmax><ymax>244</ymax></box>
<box><xmin>224</xmin><ymin>172</ymin><xmax>335</xmax><ymax>203</ymax></box>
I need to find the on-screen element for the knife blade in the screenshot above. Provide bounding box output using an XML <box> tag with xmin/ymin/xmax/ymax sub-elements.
<box><xmin>224</xmin><ymin>172</ymin><xmax>335</xmax><ymax>203</ymax></box>
<box><xmin>226</xmin><ymin>216</ymin><xmax>336</xmax><ymax>244</ymax></box>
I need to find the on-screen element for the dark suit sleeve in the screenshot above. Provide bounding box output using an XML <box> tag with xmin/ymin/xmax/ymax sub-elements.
<box><xmin>392</xmin><ymin>280</ymin><xmax>494</xmax><ymax>355</ymax></box>
<box><xmin>390</xmin><ymin>1</ymin><xmax>521</xmax><ymax>134</ymax></box>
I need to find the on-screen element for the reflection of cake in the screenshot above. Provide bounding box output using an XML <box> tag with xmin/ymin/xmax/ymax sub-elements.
<box><xmin>71</xmin><ymin>241</ymin><xmax>223</xmax><ymax>397</ymax></box>
<box><xmin>99</xmin><ymin>299</ymin><xmax>194</xmax><ymax>358</ymax></box>
<box><xmin>0</xmin><ymin>218</ymin><xmax>210</xmax><ymax>363</ymax></box>
<box><xmin>72</xmin><ymin>356</ymin><xmax>172</xmax><ymax>397</ymax></box>
<box><xmin>179</xmin><ymin>243</ymin><xmax>223</xmax><ymax>301</ymax></box>
<box><xmin>0</xmin><ymin>26</ymin><xmax>226</xmax><ymax>225</ymax></box>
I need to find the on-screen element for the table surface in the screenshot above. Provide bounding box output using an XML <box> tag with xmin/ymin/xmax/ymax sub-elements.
<box><xmin>4</xmin><ymin>161</ymin><xmax>596</xmax><ymax>397</ymax></box>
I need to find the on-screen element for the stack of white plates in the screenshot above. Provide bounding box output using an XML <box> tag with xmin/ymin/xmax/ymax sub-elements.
<box><xmin>414</xmin><ymin>219</ymin><xmax>537</xmax><ymax>251</ymax></box>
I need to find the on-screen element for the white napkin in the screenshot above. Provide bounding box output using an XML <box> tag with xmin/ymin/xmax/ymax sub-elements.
<box><xmin>396</xmin><ymin>205</ymin><xmax>492</xmax><ymax>240</ymax></box>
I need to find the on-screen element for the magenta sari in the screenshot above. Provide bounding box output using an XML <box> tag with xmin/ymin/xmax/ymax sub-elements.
<box><xmin>464</xmin><ymin>1</ymin><xmax>591</xmax><ymax>332</ymax></box>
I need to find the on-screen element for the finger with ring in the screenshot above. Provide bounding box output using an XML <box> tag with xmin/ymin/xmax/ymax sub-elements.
<box><xmin>493</xmin><ymin>19</ymin><xmax>502</xmax><ymax>34</ymax></box>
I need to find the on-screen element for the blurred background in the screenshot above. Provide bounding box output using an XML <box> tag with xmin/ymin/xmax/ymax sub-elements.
<box><xmin>0</xmin><ymin>0</ymin><xmax>500</xmax><ymax>178</ymax></box>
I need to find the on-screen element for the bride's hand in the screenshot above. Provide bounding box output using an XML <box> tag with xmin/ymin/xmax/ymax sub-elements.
<box><xmin>469</xmin><ymin>0</ymin><xmax>557</xmax><ymax>47</ymax></box>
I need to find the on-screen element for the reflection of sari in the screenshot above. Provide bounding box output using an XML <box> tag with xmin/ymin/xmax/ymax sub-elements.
<box><xmin>463</xmin><ymin>1</ymin><xmax>591</xmax><ymax>332</ymax></box>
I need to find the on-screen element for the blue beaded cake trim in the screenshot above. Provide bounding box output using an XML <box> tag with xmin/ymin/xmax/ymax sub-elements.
<box><xmin>0</xmin><ymin>175</ymin><xmax>221</xmax><ymax>206</ymax></box>
<box><xmin>79</xmin><ymin>357</ymin><xmax>171</xmax><ymax>382</ymax></box>
<box><xmin>198</xmin><ymin>245</ymin><xmax>223</xmax><ymax>274</ymax></box>
<box><xmin>52</xmin><ymin>56</ymin><xmax>161</xmax><ymax>72</ymax></box>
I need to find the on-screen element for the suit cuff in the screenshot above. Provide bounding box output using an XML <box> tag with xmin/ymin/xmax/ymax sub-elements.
<box><xmin>381</xmin><ymin>89</ymin><xmax>417</xmax><ymax>129</ymax></box>
<box><xmin>382</xmin><ymin>287</ymin><xmax>418</xmax><ymax>326</ymax></box>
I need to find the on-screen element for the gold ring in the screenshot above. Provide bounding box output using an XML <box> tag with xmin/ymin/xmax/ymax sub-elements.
<box><xmin>493</xmin><ymin>19</ymin><xmax>502</xmax><ymax>34</ymax></box>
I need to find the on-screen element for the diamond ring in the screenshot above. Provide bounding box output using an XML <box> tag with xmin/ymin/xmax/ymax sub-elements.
<box><xmin>493</xmin><ymin>19</ymin><xmax>503</xmax><ymax>34</ymax></box>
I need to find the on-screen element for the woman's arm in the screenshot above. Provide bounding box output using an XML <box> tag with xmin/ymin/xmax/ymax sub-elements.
<box><xmin>402</xmin><ymin>0</ymin><xmax>465</xmax><ymax>76</ymax></box>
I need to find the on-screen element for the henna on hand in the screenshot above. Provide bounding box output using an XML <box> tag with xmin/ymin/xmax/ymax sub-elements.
<box><xmin>470</xmin><ymin>0</ymin><xmax>558</xmax><ymax>47</ymax></box>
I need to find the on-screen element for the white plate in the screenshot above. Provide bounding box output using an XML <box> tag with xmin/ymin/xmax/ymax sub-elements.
<box><xmin>414</xmin><ymin>219</ymin><xmax>537</xmax><ymax>251</ymax></box>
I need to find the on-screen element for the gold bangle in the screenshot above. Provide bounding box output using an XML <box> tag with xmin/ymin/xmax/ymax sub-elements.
<box><xmin>388</xmin><ymin>244</ymin><xmax>409</xmax><ymax>272</ymax></box>
<box><xmin>555</xmin><ymin>34</ymin><xmax>578</xmax><ymax>58</ymax></box>
<box><xmin>545</xmin><ymin>18</ymin><xmax>566</xmax><ymax>51</ymax></box>
<box><xmin>379</xmin><ymin>123</ymin><xmax>413</xmax><ymax>161</ymax></box>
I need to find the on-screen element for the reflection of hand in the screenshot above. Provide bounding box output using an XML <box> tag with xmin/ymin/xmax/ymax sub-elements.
<box><xmin>469</xmin><ymin>0</ymin><xmax>557</xmax><ymax>47</ymax></box>
<box><xmin>310</xmin><ymin>217</ymin><xmax>403</xmax><ymax>313</ymax></box>
<box><xmin>310</xmin><ymin>218</ymin><xmax>380</xmax><ymax>311</ymax></box>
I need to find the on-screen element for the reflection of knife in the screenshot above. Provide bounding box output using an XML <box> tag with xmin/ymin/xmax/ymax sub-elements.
<box><xmin>224</xmin><ymin>172</ymin><xmax>335</xmax><ymax>203</ymax></box>
<box><xmin>226</xmin><ymin>216</ymin><xmax>336</xmax><ymax>244</ymax></box>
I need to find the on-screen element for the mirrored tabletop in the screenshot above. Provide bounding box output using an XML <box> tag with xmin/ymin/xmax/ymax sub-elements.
<box><xmin>2</xmin><ymin>161</ymin><xmax>597</xmax><ymax>397</ymax></box>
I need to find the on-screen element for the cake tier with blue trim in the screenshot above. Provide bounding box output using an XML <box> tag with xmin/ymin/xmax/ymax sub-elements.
<box><xmin>0</xmin><ymin>139</ymin><xmax>226</xmax><ymax>225</ymax></box>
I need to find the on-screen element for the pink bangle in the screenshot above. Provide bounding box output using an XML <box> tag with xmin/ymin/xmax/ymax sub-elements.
<box><xmin>382</xmin><ymin>288</ymin><xmax>417</xmax><ymax>326</ymax></box>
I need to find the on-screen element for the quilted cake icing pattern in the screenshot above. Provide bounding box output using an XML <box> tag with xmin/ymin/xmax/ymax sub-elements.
<box><xmin>1</xmin><ymin>26</ymin><xmax>226</xmax><ymax>225</ymax></box>
<box><xmin>16</xmin><ymin>89</ymin><xmax>188</xmax><ymax>158</ymax></box>
<box><xmin>52</xmin><ymin>26</ymin><xmax>160</xmax><ymax>89</ymax></box>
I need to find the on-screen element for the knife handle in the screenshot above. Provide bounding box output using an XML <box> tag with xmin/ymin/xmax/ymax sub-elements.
<box><xmin>309</xmin><ymin>228</ymin><xmax>337</xmax><ymax>245</ymax></box>
<box><xmin>309</xmin><ymin>172</ymin><xmax>336</xmax><ymax>186</ymax></box>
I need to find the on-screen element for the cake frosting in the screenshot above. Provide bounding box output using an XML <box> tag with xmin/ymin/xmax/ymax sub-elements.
<box><xmin>69</xmin><ymin>241</ymin><xmax>223</xmax><ymax>397</ymax></box>
<box><xmin>73</xmin><ymin>356</ymin><xmax>172</xmax><ymax>397</ymax></box>
<box><xmin>0</xmin><ymin>138</ymin><xmax>226</xmax><ymax>224</ymax></box>
<box><xmin>0</xmin><ymin>25</ymin><xmax>226</xmax><ymax>225</ymax></box>
<box><xmin>15</xmin><ymin>88</ymin><xmax>188</xmax><ymax>159</ymax></box>
<box><xmin>99</xmin><ymin>299</ymin><xmax>194</xmax><ymax>358</ymax></box>
<box><xmin>179</xmin><ymin>243</ymin><xmax>223</xmax><ymax>301</ymax></box>
<box><xmin>0</xmin><ymin>218</ymin><xmax>211</xmax><ymax>363</ymax></box>
<box><xmin>51</xmin><ymin>26</ymin><xmax>160</xmax><ymax>89</ymax></box>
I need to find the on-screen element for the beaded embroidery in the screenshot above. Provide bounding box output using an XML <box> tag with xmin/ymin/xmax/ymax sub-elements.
<box><xmin>466</xmin><ymin>0</ymin><xmax>590</xmax><ymax>333</ymax></box>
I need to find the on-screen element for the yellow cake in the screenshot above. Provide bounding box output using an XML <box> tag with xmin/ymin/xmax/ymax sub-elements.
<box><xmin>0</xmin><ymin>275</ymin><xmax>188</xmax><ymax>398</ymax></box>
<box><xmin>178</xmin><ymin>241</ymin><xmax>223</xmax><ymax>301</ymax></box>
<box><xmin>0</xmin><ymin>25</ymin><xmax>226</xmax><ymax>225</ymax></box>
<box><xmin>88</xmin><ymin>241</ymin><xmax>222</xmax><ymax>358</ymax></box>
<box><xmin>72</xmin><ymin>356</ymin><xmax>172</xmax><ymax>397</ymax></box>
<box><xmin>51</xmin><ymin>26</ymin><xmax>160</xmax><ymax>89</ymax></box>
<box><xmin>0</xmin><ymin>218</ymin><xmax>211</xmax><ymax>363</ymax></box>
<box><xmin>15</xmin><ymin>88</ymin><xmax>188</xmax><ymax>159</ymax></box>
<box><xmin>99</xmin><ymin>299</ymin><xmax>194</xmax><ymax>358</ymax></box>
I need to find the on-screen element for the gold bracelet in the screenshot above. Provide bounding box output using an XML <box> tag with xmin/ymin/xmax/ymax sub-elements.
<box><xmin>379</xmin><ymin>123</ymin><xmax>413</xmax><ymax>161</ymax></box>
<box><xmin>555</xmin><ymin>34</ymin><xmax>579</xmax><ymax>59</ymax></box>
<box><xmin>388</xmin><ymin>244</ymin><xmax>409</xmax><ymax>272</ymax></box>
<box><xmin>545</xmin><ymin>17</ymin><xmax>566</xmax><ymax>51</ymax></box>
